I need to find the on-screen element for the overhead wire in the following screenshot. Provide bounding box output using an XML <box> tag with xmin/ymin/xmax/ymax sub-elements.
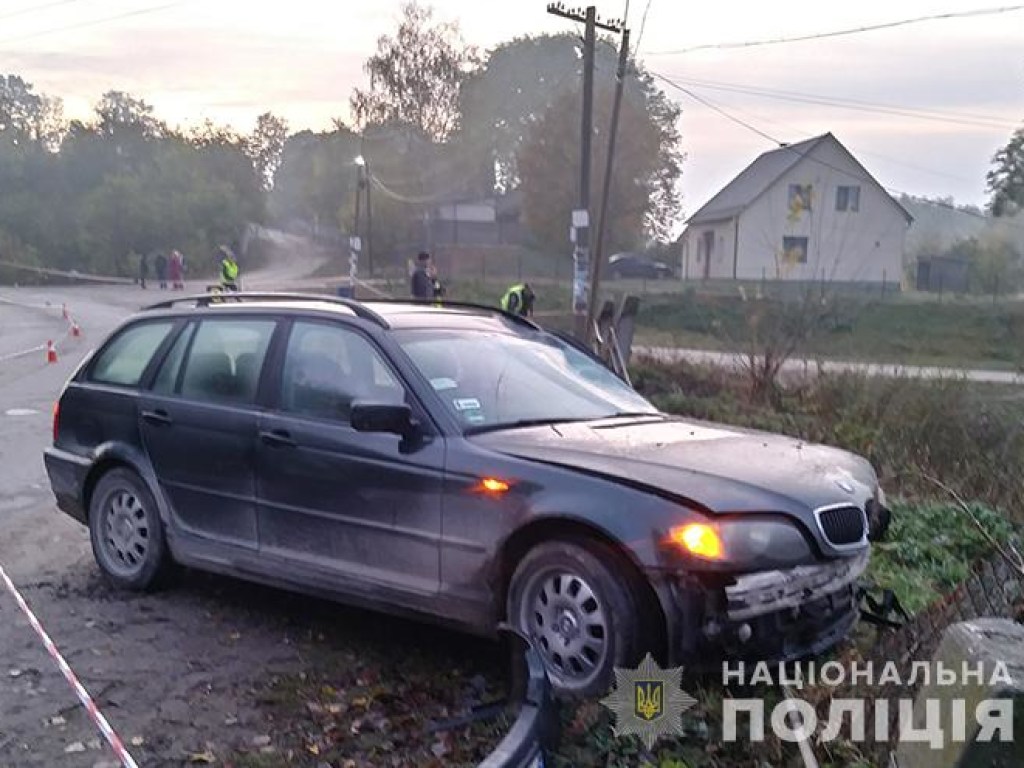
<box><xmin>650</xmin><ymin>73</ymin><xmax>1016</xmax><ymax>131</ymax></box>
<box><xmin>705</xmin><ymin>96</ymin><xmax>976</xmax><ymax>183</ymax></box>
<box><xmin>633</xmin><ymin>0</ymin><xmax>654</xmax><ymax>55</ymax></box>
<box><xmin>652</xmin><ymin>70</ymin><xmax>1017</xmax><ymax>228</ymax></box>
<box><xmin>671</xmin><ymin>89</ymin><xmax>976</xmax><ymax>184</ymax></box>
<box><xmin>653</xmin><ymin>74</ymin><xmax>779</xmax><ymax>142</ymax></box>
<box><xmin>647</xmin><ymin>4</ymin><xmax>1024</xmax><ymax>55</ymax></box>
<box><xmin>0</xmin><ymin>0</ymin><xmax>85</xmax><ymax>23</ymax></box>
<box><xmin>0</xmin><ymin>2</ymin><xmax>188</xmax><ymax>46</ymax></box>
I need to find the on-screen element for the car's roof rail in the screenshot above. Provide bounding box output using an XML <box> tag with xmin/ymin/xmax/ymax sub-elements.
<box><xmin>143</xmin><ymin>292</ymin><xmax>389</xmax><ymax>327</ymax></box>
<box><xmin>368</xmin><ymin>298</ymin><xmax>542</xmax><ymax>331</ymax></box>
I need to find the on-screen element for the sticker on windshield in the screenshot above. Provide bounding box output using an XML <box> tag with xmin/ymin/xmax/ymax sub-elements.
<box><xmin>464</xmin><ymin>411</ymin><xmax>486</xmax><ymax>425</ymax></box>
<box><xmin>453</xmin><ymin>397</ymin><xmax>481</xmax><ymax>412</ymax></box>
<box><xmin>431</xmin><ymin>377</ymin><xmax>458</xmax><ymax>391</ymax></box>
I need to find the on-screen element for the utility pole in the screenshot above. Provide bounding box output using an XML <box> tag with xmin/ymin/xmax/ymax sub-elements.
<box><xmin>350</xmin><ymin>156</ymin><xmax>366</xmax><ymax>298</ymax></box>
<box><xmin>365</xmin><ymin>169</ymin><xmax>374</xmax><ymax>277</ymax></box>
<box><xmin>546</xmin><ymin>3</ymin><xmax>624</xmax><ymax>341</ymax></box>
<box><xmin>587</xmin><ymin>26</ymin><xmax>630</xmax><ymax>342</ymax></box>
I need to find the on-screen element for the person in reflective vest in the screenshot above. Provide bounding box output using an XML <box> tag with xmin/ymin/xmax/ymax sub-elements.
<box><xmin>220</xmin><ymin>246</ymin><xmax>240</xmax><ymax>291</ymax></box>
<box><xmin>500</xmin><ymin>283</ymin><xmax>536</xmax><ymax>317</ymax></box>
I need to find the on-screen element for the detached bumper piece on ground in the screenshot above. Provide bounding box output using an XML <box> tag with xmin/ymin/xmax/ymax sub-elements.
<box><xmin>479</xmin><ymin>630</ymin><xmax>560</xmax><ymax>768</ymax></box>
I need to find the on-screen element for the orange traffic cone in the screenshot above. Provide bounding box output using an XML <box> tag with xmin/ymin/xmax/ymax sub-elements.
<box><xmin>46</xmin><ymin>340</ymin><xmax>57</xmax><ymax>364</ymax></box>
<box><xmin>71</xmin><ymin>322</ymin><xmax>81</xmax><ymax>338</ymax></box>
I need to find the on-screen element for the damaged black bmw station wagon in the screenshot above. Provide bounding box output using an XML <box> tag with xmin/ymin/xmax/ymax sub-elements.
<box><xmin>45</xmin><ymin>294</ymin><xmax>889</xmax><ymax>696</ymax></box>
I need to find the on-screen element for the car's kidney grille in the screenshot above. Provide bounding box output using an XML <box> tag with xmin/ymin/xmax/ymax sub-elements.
<box><xmin>817</xmin><ymin>505</ymin><xmax>865</xmax><ymax>546</ymax></box>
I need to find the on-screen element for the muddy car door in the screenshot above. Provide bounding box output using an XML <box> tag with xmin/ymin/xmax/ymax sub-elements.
<box><xmin>138</xmin><ymin>317</ymin><xmax>277</xmax><ymax>550</ymax></box>
<box><xmin>254</xmin><ymin>319</ymin><xmax>444</xmax><ymax>599</ymax></box>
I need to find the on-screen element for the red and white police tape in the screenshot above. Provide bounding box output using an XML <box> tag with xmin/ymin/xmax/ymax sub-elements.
<box><xmin>0</xmin><ymin>563</ymin><xmax>140</xmax><ymax>768</ymax></box>
<box><xmin>0</xmin><ymin>295</ymin><xmax>81</xmax><ymax>364</ymax></box>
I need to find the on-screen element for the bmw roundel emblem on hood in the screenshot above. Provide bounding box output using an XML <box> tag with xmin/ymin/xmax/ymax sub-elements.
<box><xmin>835</xmin><ymin>478</ymin><xmax>856</xmax><ymax>494</ymax></box>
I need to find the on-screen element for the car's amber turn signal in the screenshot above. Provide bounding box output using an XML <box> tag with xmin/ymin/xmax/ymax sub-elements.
<box><xmin>475</xmin><ymin>477</ymin><xmax>511</xmax><ymax>495</ymax></box>
<box><xmin>670</xmin><ymin>523</ymin><xmax>724</xmax><ymax>560</ymax></box>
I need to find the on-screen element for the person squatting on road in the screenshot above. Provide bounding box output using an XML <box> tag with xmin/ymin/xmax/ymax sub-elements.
<box><xmin>500</xmin><ymin>282</ymin><xmax>536</xmax><ymax>317</ymax></box>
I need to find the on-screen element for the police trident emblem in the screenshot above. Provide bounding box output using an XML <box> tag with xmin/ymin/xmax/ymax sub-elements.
<box><xmin>601</xmin><ymin>653</ymin><xmax>696</xmax><ymax>750</ymax></box>
<box><xmin>635</xmin><ymin>680</ymin><xmax>663</xmax><ymax>721</ymax></box>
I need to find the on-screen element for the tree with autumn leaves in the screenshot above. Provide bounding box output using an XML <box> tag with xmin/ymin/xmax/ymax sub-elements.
<box><xmin>341</xmin><ymin>3</ymin><xmax>684</xmax><ymax>256</ymax></box>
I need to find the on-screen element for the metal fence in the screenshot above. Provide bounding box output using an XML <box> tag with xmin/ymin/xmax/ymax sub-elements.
<box><xmin>832</xmin><ymin>555</ymin><xmax>1024</xmax><ymax>764</ymax></box>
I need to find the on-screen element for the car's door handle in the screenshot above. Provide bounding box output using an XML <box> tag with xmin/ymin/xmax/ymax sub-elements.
<box><xmin>141</xmin><ymin>409</ymin><xmax>173</xmax><ymax>426</ymax></box>
<box><xmin>259</xmin><ymin>429</ymin><xmax>296</xmax><ymax>448</ymax></box>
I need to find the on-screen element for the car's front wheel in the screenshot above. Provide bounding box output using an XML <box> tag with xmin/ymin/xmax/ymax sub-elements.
<box><xmin>89</xmin><ymin>468</ymin><xmax>170</xmax><ymax>591</ymax></box>
<box><xmin>508</xmin><ymin>540</ymin><xmax>643</xmax><ymax>697</ymax></box>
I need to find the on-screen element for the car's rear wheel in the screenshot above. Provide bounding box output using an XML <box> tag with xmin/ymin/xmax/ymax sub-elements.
<box><xmin>89</xmin><ymin>468</ymin><xmax>170</xmax><ymax>591</ymax></box>
<box><xmin>508</xmin><ymin>540</ymin><xmax>643</xmax><ymax>697</ymax></box>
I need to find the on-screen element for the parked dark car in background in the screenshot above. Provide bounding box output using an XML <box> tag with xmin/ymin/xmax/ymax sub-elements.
<box><xmin>44</xmin><ymin>294</ymin><xmax>888</xmax><ymax>696</ymax></box>
<box><xmin>607</xmin><ymin>252</ymin><xmax>675</xmax><ymax>280</ymax></box>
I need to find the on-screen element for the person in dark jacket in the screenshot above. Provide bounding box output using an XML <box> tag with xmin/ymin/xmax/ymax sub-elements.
<box><xmin>411</xmin><ymin>251</ymin><xmax>434</xmax><ymax>300</ymax></box>
<box><xmin>138</xmin><ymin>252</ymin><xmax>148</xmax><ymax>289</ymax></box>
<box><xmin>154</xmin><ymin>252</ymin><xmax>168</xmax><ymax>290</ymax></box>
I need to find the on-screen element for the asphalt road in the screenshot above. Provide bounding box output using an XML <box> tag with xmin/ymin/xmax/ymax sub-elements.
<box><xmin>0</xmin><ymin>272</ymin><xmax>311</xmax><ymax>767</ymax></box>
<box><xmin>0</xmin><ymin>245</ymin><xmax>498</xmax><ymax>767</ymax></box>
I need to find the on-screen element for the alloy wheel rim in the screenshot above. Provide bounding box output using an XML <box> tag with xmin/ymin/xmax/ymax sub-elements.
<box><xmin>101</xmin><ymin>490</ymin><xmax>149</xmax><ymax>577</ymax></box>
<box><xmin>520</xmin><ymin>568</ymin><xmax>609</xmax><ymax>689</ymax></box>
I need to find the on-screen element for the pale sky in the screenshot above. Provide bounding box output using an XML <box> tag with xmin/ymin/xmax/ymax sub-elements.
<box><xmin>2</xmin><ymin>0</ymin><xmax>1021</xmax><ymax>212</ymax></box>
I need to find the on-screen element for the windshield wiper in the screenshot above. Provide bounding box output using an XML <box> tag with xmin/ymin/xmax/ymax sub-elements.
<box><xmin>464</xmin><ymin>417</ymin><xmax>593</xmax><ymax>435</ymax></box>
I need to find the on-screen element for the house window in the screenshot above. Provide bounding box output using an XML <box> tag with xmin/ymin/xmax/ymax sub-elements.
<box><xmin>788</xmin><ymin>184</ymin><xmax>812</xmax><ymax>214</ymax></box>
<box><xmin>782</xmin><ymin>236</ymin><xmax>809</xmax><ymax>265</ymax></box>
<box><xmin>836</xmin><ymin>185</ymin><xmax>861</xmax><ymax>212</ymax></box>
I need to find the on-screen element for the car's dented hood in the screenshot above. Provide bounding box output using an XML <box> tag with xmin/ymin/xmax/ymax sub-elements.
<box><xmin>470</xmin><ymin>416</ymin><xmax>878</xmax><ymax>517</ymax></box>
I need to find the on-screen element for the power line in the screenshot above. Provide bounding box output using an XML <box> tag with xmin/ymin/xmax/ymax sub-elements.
<box><xmin>0</xmin><ymin>2</ymin><xmax>187</xmax><ymax>46</ymax></box>
<box><xmin>675</xmin><ymin>75</ymin><xmax>1015</xmax><ymax>126</ymax></box>
<box><xmin>653</xmin><ymin>74</ymin><xmax>779</xmax><ymax>142</ymax></box>
<box><xmin>648</xmin><ymin>4</ymin><xmax>1024</xmax><ymax>55</ymax></box>
<box><xmin>679</xmin><ymin>92</ymin><xmax>975</xmax><ymax>182</ymax></box>
<box><xmin>654</xmin><ymin>70</ymin><xmax>1016</xmax><ymax>227</ymax></box>
<box><xmin>654</xmin><ymin>72</ymin><xmax>1017</xmax><ymax>131</ymax></box>
<box><xmin>633</xmin><ymin>0</ymin><xmax>654</xmax><ymax>54</ymax></box>
<box><xmin>0</xmin><ymin>0</ymin><xmax>85</xmax><ymax>23</ymax></box>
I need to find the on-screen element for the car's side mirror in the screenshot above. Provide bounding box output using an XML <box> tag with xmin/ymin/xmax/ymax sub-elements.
<box><xmin>350</xmin><ymin>401</ymin><xmax>415</xmax><ymax>437</ymax></box>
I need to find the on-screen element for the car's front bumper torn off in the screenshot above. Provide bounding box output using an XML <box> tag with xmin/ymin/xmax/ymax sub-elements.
<box><xmin>667</xmin><ymin>550</ymin><xmax>869</xmax><ymax>666</ymax></box>
<box><xmin>725</xmin><ymin>550</ymin><xmax>869</xmax><ymax>622</ymax></box>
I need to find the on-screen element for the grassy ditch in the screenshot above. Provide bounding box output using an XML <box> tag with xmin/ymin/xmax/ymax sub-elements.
<box><xmin>634</xmin><ymin>291</ymin><xmax>1024</xmax><ymax>371</ymax></box>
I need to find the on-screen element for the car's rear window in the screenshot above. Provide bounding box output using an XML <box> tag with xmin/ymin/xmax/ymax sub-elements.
<box><xmin>89</xmin><ymin>321</ymin><xmax>175</xmax><ymax>387</ymax></box>
<box><xmin>179</xmin><ymin>319</ymin><xmax>276</xmax><ymax>404</ymax></box>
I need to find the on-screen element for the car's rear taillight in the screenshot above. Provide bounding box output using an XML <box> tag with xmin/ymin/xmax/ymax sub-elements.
<box><xmin>52</xmin><ymin>400</ymin><xmax>60</xmax><ymax>444</ymax></box>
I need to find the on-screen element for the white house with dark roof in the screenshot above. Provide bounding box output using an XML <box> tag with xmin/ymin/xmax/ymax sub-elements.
<box><xmin>680</xmin><ymin>133</ymin><xmax>913</xmax><ymax>286</ymax></box>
